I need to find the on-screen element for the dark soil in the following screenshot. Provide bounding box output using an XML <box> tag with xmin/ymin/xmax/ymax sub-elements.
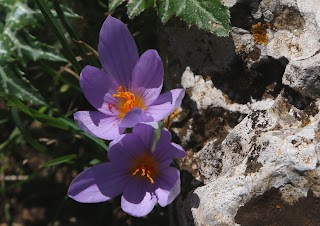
<box><xmin>235</xmin><ymin>188</ymin><xmax>320</xmax><ymax>226</ymax></box>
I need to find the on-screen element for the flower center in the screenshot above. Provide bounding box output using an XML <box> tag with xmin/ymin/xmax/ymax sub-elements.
<box><xmin>111</xmin><ymin>86</ymin><xmax>145</xmax><ymax>118</ymax></box>
<box><xmin>131</xmin><ymin>153</ymin><xmax>158</xmax><ymax>184</ymax></box>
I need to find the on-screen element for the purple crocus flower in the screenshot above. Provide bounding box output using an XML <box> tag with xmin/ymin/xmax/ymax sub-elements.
<box><xmin>74</xmin><ymin>16</ymin><xmax>185</xmax><ymax>140</ymax></box>
<box><xmin>68</xmin><ymin>123</ymin><xmax>186</xmax><ymax>217</ymax></box>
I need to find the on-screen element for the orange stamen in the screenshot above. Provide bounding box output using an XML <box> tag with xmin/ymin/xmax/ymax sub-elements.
<box><xmin>131</xmin><ymin>153</ymin><xmax>158</xmax><ymax>184</ymax></box>
<box><xmin>111</xmin><ymin>86</ymin><xmax>145</xmax><ymax>118</ymax></box>
<box><xmin>146</xmin><ymin>171</ymin><xmax>154</xmax><ymax>184</ymax></box>
<box><xmin>132</xmin><ymin>168</ymin><xmax>140</xmax><ymax>176</ymax></box>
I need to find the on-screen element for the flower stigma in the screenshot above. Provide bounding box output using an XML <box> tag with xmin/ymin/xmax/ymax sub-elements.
<box><xmin>131</xmin><ymin>153</ymin><xmax>158</xmax><ymax>184</ymax></box>
<box><xmin>112</xmin><ymin>86</ymin><xmax>145</xmax><ymax>118</ymax></box>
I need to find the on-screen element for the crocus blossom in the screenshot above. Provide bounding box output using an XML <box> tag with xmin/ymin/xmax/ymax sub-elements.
<box><xmin>68</xmin><ymin>123</ymin><xmax>186</xmax><ymax>217</ymax></box>
<box><xmin>74</xmin><ymin>16</ymin><xmax>185</xmax><ymax>140</ymax></box>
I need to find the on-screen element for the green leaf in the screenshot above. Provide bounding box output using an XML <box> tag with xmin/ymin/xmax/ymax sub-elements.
<box><xmin>0</xmin><ymin>127</ymin><xmax>20</xmax><ymax>152</ymax></box>
<box><xmin>151</xmin><ymin>122</ymin><xmax>162</xmax><ymax>152</ymax></box>
<box><xmin>35</xmin><ymin>0</ymin><xmax>82</xmax><ymax>74</ymax></box>
<box><xmin>40</xmin><ymin>154</ymin><xmax>77</xmax><ymax>168</ymax></box>
<box><xmin>157</xmin><ymin>0</ymin><xmax>231</xmax><ymax>36</ymax></box>
<box><xmin>156</xmin><ymin>0</ymin><xmax>185</xmax><ymax>23</ymax></box>
<box><xmin>127</xmin><ymin>0</ymin><xmax>154</xmax><ymax>19</ymax></box>
<box><xmin>58</xmin><ymin>117</ymin><xmax>108</xmax><ymax>151</ymax></box>
<box><xmin>0</xmin><ymin>65</ymin><xmax>46</xmax><ymax>105</ymax></box>
<box><xmin>0</xmin><ymin>0</ymin><xmax>75</xmax><ymax>106</ymax></box>
<box><xmin>11</xmin><ymin>107</ymin><xmax>47</xmax><ymax>152</ymax></box>
<box><xmin>20</xmin><ymin>33</ymin><xmax>67</xmax><ymax>63</ymax></box>
<box><xmin>4</xmin><ymin>2</ymin><xmax>37</xmax><ymax>31</ymax></box>
<box><xmin>109</xmin><ymin>0</ymin><xmax>126</xmax><ymax>11</ymax></box>
<box><xmin>58</xmin><ymin>5</ymin><xmax>81</xmax><ymax>18</ymax></box>
<box><xmin>3</xmin><ymin>95</ymin><xmax>108</xmax><ymax>151</ymax></box>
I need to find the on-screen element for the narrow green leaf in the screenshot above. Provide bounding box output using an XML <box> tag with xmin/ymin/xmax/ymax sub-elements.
<box><xmin>40</xmin><ymin>154</ymin><xmax>77</xmax><ymax>168</ymax></box>
<box><xmin>0</xmin><ymin>65</ymin><xmax>46</xmax><ymax>106</ymax></box>
<box><xmin>89</xmin><ymin>158</ymin><xmax>102</xmax><ymax>165</ymax></box>
<box><xmin>6</xmin><ymin>95</ymin><xmax>70</xmax><ymax>130</ymax></box>
<box><xmin>81</xmin><ymin>132</ymin><xmax>108</xmax><ymax>151</ymax></box>
<box><xmin>11</xmin><ymin>108</ymin><xmax>47</xmax><ymax>152</ymax></box>
<box><xmin>0</xmin><ymin>127</ymin><xmax>20</xmax><ymax>152</ymax></box>
<box><xmin>58</xmin><ymin>117</ymin><xmax>108</xmax><ymax>151</ymax></box>
<box><xmin>53</xmin><ymin>0</ymin><xmax>99</xmax><ymax>67</ymax></box>
<box><xmin>151</xmin><ymin>122</ymin><xmax>162</xmax><ymax>152</ymax></box>
<box><xmin>58</xmin><ymin>5</ymin><xmax>81</xmax><ymax>18</ymax></box>
<box><xmin>5</xmin><ymin>96</ymin><xmax>108</xmax><ymax>151</ymax></box>
<box><xmin>35</xmin><ymin>0</ymin><xmax>82</xmax><ymax>74</ymax></box>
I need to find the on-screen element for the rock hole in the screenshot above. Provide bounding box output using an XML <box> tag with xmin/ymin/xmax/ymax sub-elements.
<box><xmin>210</xmin><ymin>57</ymin><xmax>287</xmax><ymax>104</ymax></box>
<box><xmin>230</xmin><ymin>0</ymin><xmax>263</xmax><ymax>30</ymax></box>
<box><xmin>283</xmin><ymin>87</ymin><xmax>313</xmax><ymax>110</ymax></box>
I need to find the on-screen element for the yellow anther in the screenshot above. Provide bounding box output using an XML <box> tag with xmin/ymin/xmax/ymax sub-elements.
<box><xmin>132</xmin><ymin>168</ymin><xmax>140</xmax><ymax>176</ymax></box>
<box><xmin>111</xmin><ymin>86</ymin><xmax>145</xmax><ymax>118</ymax></box>
<box><xmin>131</xmin><ymin>153</ymin><xmax>158</xmax><ymax>184</ymax></box>
<box><xmin>146</xmin><ymin>171</ymin><xmax>154</xmax><ymax>184</ymax></box>
<box><xmin>141</xmin><ymin>168</ymin><xmax>146</xmax><ymax>176</ymax></box>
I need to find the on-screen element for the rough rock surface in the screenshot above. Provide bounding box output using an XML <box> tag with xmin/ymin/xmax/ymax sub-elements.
<box><xmin>231</xmin><ymin>0</ymin><xmax>320</xmax><ymax>96</ymax></box>
<box><xmin>283</xmin><ymin>53</ymin><xmax>320</xmax><ymax>99</ymax></box>
<box><xmin>181</xmin><ymin>67</ymin><xmax>275</xmax><ymax>114</ymax></box>
<box><xmin>172</xmin><ymin>0</ymin><xmax>320</xmax><ymax>225</ymax></box>
<box><xmin>179</xmin><ymin>96</ymin><xmax>320</xmax><ymax>226</ymax></box>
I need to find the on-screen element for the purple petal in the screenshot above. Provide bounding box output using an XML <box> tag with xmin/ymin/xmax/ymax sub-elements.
<box><xmin>131</xmin><ymin>50</ymin><xmax>163</xmax><ymax>106</ymax></box>
<box><xmin>155</xmin><ymin>167</ymin><xmax>181</xmax><ymax>207</ymax></box>
<box><xmin>74</xmin><ymin>111</ymin><xmax>124</xmax><ymax>140</ymax></box>
<box><xmin>132</xmin><ymin>123</ymin><xmax>171</xmax><ymax>151</ymax></box>
<box><xmin>132</xmin><ymin>123</ymin><xmax>158</xmax><ymax>150</ymax></box>
<box><xmin>118</xmin><ymin>108</ymin><xmax>152</xmax><ymax>128</ymax></box>
<box><xmin>146</xmin><ymin>89</ymin><xmax>185</xmax><ymax>121</ymax></box>
<box><xmin>153</xmin><ymin>143</ymin><xmax>186</xmax><ymax>169</ymax></box>
<box><xmin>80</xmin><ymin>66</ymin><xmax>118</xmax><ymax>115</ymax></box>
<box><xmin>122</xmin><ymin>177</ymin><xmax>147</xmax><ymax>204</ymax></box>
<box><xmin>108</xmin><ymin>133</ymin><xmax>146</xmax><ymax>164</ymax></box>
<box><xmin>108</xmin><ymin>134</ymin><xmax>126</xmax><ymax>151</ymax></box>
<box><xmin>121</xmin><ymin>178</ymin><xmax>157</xmax><ymax>217</ymax></box>
<box><xmin>157</xmin><ymin>128</ymin><xmax>172</xmax><ymax>146</ymax></box>
<box><xmin>98</xmin><ymin>16</ymin><xmax>139</xmax><ymax>90</ymax></box>
<box><xmin>68</xmin><ymin>163</ymin><xmax>128</xmax><ymax>203</ymax></box>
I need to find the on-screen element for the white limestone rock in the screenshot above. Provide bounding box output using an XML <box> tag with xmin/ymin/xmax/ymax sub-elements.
<box><xmin>283</xmin><ymin>53</ymin><xmax>320</xmax><ymax>99</ymax></box>
<box><xmin>231</xmin><ymin>0</ymin><xmax>320</xmax><ymax>65</ymax></box>
<box><xmin>182</xmin><ymin>96</ymin><xmax>320</xmax><ymax>226</ymax></box>
<box><xmin>181</xmin><ymin>67</ymin><xmax>275</xmax><ymax>114</ymax></box>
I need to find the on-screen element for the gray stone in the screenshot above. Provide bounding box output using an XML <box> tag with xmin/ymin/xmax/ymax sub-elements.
<box><xmin>175</xmin><ymin>0</ymin><xmax>320</xmax><ymax>224</ymax></box>
<box><xmin>183</xmin><ymin>96</ymin><xmax>320</xmax><ymax>225</ymax></box>
<box><xmin>283</xmin><ymin>53</ymin><xmax>320</xmax><ymax>98</ymax></box>
<box><xmin>181</xmin><ymin>67</ymin><xmax>274</xmax><ymax>114</ymax></box>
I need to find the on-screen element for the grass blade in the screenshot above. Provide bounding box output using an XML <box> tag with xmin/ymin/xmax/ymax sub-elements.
<box><xmin>35</xmin><ymin>0</ymin><xmax>82</xmax><ymax>74</ymax></box>
<box><xmin>40</xmin><ymin>154</ymin><xmax>77</xmax><ymax>168</ymax></box>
